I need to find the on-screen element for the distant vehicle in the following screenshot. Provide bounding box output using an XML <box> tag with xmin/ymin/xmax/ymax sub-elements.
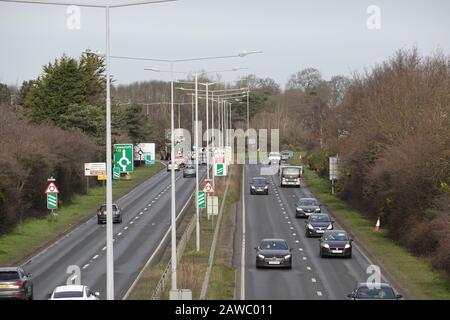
<box><xmin>167</xmin><ymin>162</ymin><xmax>180</xmax><ymax>172</ymax></box>
<box><xmin>250</xmin><ymin>177</ymin><xmax>269</xmax><ymax>195</ymax></box>
<box><xmin>304</xmin><ymin>213</ymin><xmax>334</xmax><ymax>237</ymax></box>
<box><xmin>183</xmin><ymin>165</ymin><xmax>196</xmax><ymax>178</ymax></box>
<box><xmin>175</xmin><ymin>155</ymin><xmax>187</xmax><ymax>167</ymax></box>
<box><xmin>49</xmin><ymin>285</ymin><xmax>100</xmax><ymax>300</ymax></box>
<box><xmin>281</xmin><ymin>150</ymin><xmax>294</xmax><ymax>158</ymax></box>
<box><xmin>279</xmin><ymin>165</ymin><xmax>302</xmax><ymax>187</ymax></box>
<box><xmin>268</xmin><ymin>152</ymin><xmax>281</xmax><ymax>165</ymax></box>
<box><xmin>280</xmin><ymin>150</ymin><xmax>292</xmax><ymax>161</ymax></box>
<box><xmin>296</xmin><ymin>197</ymin><xmax>321</xmax><ymax>218</ymax></box>
<box><xmin>255</xmin><ymin>239</ymin><xmax>292</xmax><ymax>269</ymax></box>
<box><xmin>319</xmin><ymin>230</ymin><xmax>353</xmax><ymax>258</ymax></box>
<box><xmin>97</xmin><ymin>203</ymin><xmax>122</xmax><ymax>224</ymax></box>
<box><xmin>199</xmin><ymin>149</ymin><xmax>207</xmax><ymax>165</ymax></box>
<box><xmin>347</xmin><ymin>283</ymin><xmax>402</xmax><ymax>300</ymax></box>
<box><xmin>0</xmin><ymin>267</ymin><xmax>33</xmax><ymax>300</ymax></box>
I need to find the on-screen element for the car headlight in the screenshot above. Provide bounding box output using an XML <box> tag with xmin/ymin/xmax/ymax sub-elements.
<box><xmin>344</xmin><ymin>244</ymin><xmax>351</xmax><ymax>249</ymax></box>
<box><xmin>321</xmin><ymin>243</ymin><xmax>330</xmax><ymax>248</ymax></box>
<box><xmin>297</xmin><ymin>208</ymin><xmax>303</xmax><ymax>212</ymax></box>
<box><xmin>307</xmin><ymin>224</ymin><xmax>314</xmax><ymax>230</ymax></box>
<box><xmin>315</xmin><ymin>208</ymin><xmax>321</xmax><ymax>212</ymax></box>
<box><xmin>251</xmin><ymin>186</ymin><xmax>255</xmax><ymax>189</ymax></box>
<box><xmin>264</xmin><ymin>186</ymin><xmax>268</xmax><ymax>189</ymax></box>
<box><xmin>284</xmin><ymin>254</ymin><xmax>291</xmax><ymax>259</ymax></box>
<box><xmin>258</xmin><ymin>254</ymin><xmax>265</xmax><ymax>259</ymax></box>
<box><xmin>327</xmin><ymin>224</ymin><xmax>333</xmax><ymax>230</ymax></box>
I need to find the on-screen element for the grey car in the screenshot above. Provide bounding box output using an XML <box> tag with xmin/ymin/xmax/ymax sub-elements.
<box><xmin>319</xmin><ymin>230</ymin><xmax>353</xmax><ymax>258</ymax></box>
<box><xmin>183</xmin><ymin>165</ymin><xmax>196</xmax><ymax>178</ymax></box>
<box><xmin>347</xmin><ymin>282</ymin><xmax>403</xmax><ymax>300</ymax></box>
<box><xmin>296</xmin><ymin>198</ymin><xmax>321</xmax><ymax>218</ymax></box>
<box><xmin>97</xmin><ymin>203</ymin><xmax>122</xmax><ymax>224</ymax></box>
<box><xmin>0</xmin><ymin>267</ymin><xmax>33</xmax><ymax>300</ymax></box>
<box><xmin>255</xmin><ymin>239</ymin><xmax>292</xmax><ymax>268</ymax></box>
<box><xmin>305</xmin><ymin>213</ymin><xmax>334</xmax><ymax>237</ymax></box>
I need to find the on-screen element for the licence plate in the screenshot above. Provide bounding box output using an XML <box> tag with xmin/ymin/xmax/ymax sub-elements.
<box><xmin>316</xmin><ymin>230</ymin><xmax>325</xmax><ymax>233</ymax></box>
<box><xmin>268</xmin><ymin>261</ymin><xmax>280</xmax><ymax>265</ymax></box>
<box><xmin>332</xmin><ymin>250</ymin><xmax>343</xmax><ymax>253</ymax></box>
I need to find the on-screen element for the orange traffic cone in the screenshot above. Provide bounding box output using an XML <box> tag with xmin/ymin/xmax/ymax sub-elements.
<box><xmin>374</xmin><ymin>217</ymin><xmax>381</xmax><ymax>232</ymax></box>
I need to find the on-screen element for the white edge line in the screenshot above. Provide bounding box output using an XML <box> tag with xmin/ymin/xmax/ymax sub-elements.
<box><xmin>240</xmin><ymin>164</ymin><xmax>246</xmax><ymax>300</ymax></box>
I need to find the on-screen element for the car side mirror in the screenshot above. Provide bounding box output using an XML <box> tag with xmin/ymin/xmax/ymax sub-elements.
<box><xmin>347</xmin><ymin>293</ymin><xmax>355</xmax><ymax>299</ymax></box>
<box><xmin>95</xmin><ymin>292</ymin><xmax>100</xmax><ymax>297</ymax></box>
<box><xmin>396</xmin><ymin>294</ymin><xmax>403</xmax><ymax>299</ymax></box>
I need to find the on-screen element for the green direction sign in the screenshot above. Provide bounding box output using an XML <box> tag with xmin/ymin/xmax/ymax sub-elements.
<box><xmin>114</xmin><ymin>144</ymin><xmax>134</xmax><ymax>173</ymax></box>
<box><xmin>145</xmin><ymin>153</ymin><xmax>155</xmax><ymax>165</ymax></box>
<box><xmin>113</xmin><ymin>167</ymin><xmax>121</xmax><ymax>180</ymax></box>
<box><xmin>216</xmin><ymin>163</ymin><xmax>224</xmax><ymax>176</ymax></box>
<box><xmin>47</xmin><ymin>193</ymin><xmax>58</xmax><ymax>210</ymax></box>
<box><xmin>197</xmin><ymin>191</ymin><xmax>206</xmax><ymax>209</ymax></box>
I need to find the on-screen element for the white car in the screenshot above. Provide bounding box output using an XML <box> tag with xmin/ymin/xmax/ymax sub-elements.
<box><xmin>167</xmin><ymin>162</ymin><xmax>180</xmax><ymax>171</ymax></box>
<box><xmin>268</xmin><ymin>152</ymin><xmax>281</xmax><ymax>165</ymax></box>
<box><xmin>49</xmin><ymin>285</ymin><xmax>100</xmax><ymax>300</ymax></box>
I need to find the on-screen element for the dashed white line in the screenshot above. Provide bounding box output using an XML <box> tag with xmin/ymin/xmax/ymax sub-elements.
<box><xmin>317</xmin><ymin>291</ymin><xmax>323</xmax><ymax>296</ymax></box>
<box><xmin>295</xmin><ymin>240</ymin><xmax>299</xmax><ymax>243</ymax></box>
<box><xmin>302</xmin><ymin>256</ymin><xmax>307</xmax><ymax>260</ymax></box>
<box><xmin>130</xmin><ymin>221</ymin><xmax>134</xmax><ymax>224</ymax></box>
<box><xmin>118</xmin><ymin>232</ymin><xmax>122</xmax><ymax>236</ymax></box>
<box><xmin>93</xmin><ymin>255</ymin><xmax>99</xmax><ymax>260</ymax></box>
<box><xmin>299</xmin><ymin>248</ymin><xmax>303</xmax><ymax>251</ymax></box>
<box><xmin>82</xmin><ymin>264</ymin><xmax>89</xmax><ymax>269</ymax></box>
<box><xmin>306</xmin><ymin>266</ymin><xmax>311</xmax><ymax>270</ymax></box>
<box><xmin>144</xmin><ymin>208</ymin><xmax>148</xmax><ymax>211</ymax></box>
<box><xmin>124</xmin><ymin>226</ymin><xmax>128</xmax><ymax>230</ymax></box>
<box><xmin>292</xmin><ymin>233</ymin><xmax>296</xmax><ymax>236</ymax></box>
<box><xmin>312</xmin><ymin>278</ymin><xmax>317</xmax><ymax>283</ymax></box>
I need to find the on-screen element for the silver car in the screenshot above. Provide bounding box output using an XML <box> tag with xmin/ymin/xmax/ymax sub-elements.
<box><xmin>183</xmin><ymin>165</ymin><xmax>196</xmax><ymax>178</ymax></box>
<box><xmin>296</xmin><ymin>197</ymin><xmax>321</xmax><ymax>218</ymax></box>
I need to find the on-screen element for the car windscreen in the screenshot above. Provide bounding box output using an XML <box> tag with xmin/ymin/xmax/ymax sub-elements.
<box><xmin>299</xmin><ymin>200</ymin><xmax>318</xmax><ymax>206</ymax></box>
<box><xmin>53</xmin><ymin>291</ymin><xmax>84</xmax><ymax>298</ymax></box>
<box><xmin>260</xmin><ymin>241</ymin><xmax>288</xmax><ymax>250</ymax></box>
<box><xmin>269</xmin><ymin>153</ymin><xmax>280</xmax><ymax>157</ymax></box>
<box><xmin>0</xmin><ymin>271</ymin><xmax>20</xmax><ymax>281</ymax></box>
<box><xmin>99</xmin><ymin>205</ymin><xmax>118</xmax><ymax>211</ymax></box>
<box><xmin>252</xmin><ymin>179</ymin><xmax>267</xmax><ymax>186</ymax></box>
<box><xmin>309</xmin><ymin>215</ymin><xmax>330</xmax><ymax>222</ymax></box>
<box><xmin>282</xmin><ymin>168</ymin><xmax>300</xmax><ymax>176</ymax></box>
<box><xmin>323</xmin><ymin>232</ymin><xmax>348</xmax><ymax>241</ymax></box>
<box><xmin>355</xmin><ymin>287</ymin><xmax>395</xmax><ymax>299</ymax></box>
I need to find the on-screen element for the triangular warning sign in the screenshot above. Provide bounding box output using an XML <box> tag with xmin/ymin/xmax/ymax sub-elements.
<box><xmin>45</xmin><ymin>182</ymin><xmax>60</xmax><ymax>194</ymax></box>
<box><xmin>203</xmin><ymin>181</ymin><xmax>215</xmax><ymax>193</ymax></box>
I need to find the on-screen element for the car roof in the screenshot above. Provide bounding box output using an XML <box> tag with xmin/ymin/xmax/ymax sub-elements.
<box><xmin>324</xmin><ymin>229</ymin><xmax>347</xmax><ymax>234</ymax></box>
<box><xmin>356</xmin><ymin>282</ymin><xmax>392</xmax><ymax>288</ymax></box>
<box><xmin>298</xmin><ymin>198</ymin><xmax>317</xmax><ymax>201</ymax></box>
<box><xmin>0</xmin><ymin>267</ymin><xmax>20</xmax><ymax>272</ymax></box>
<box><xmin>260</xmin><ymin>238</ymin><xmax>287</xmax><ymax>242</ymax></box>
<box><xmin>54</xmin><ymin>285</ymin><xmax>86</xmax><ymax>293</ymax></box>
<box><xmin>252</xmin><ymin>177</ymin><xmax>267</xmax><ymax>180</ymax></box>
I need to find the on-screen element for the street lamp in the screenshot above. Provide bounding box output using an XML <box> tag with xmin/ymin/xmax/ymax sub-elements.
<box><xmin>2</xmin><ymin>0</ymin><xmax>178</xmax><ymax>302</ymax></box>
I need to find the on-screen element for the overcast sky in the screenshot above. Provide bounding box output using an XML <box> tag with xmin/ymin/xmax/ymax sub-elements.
<box><xmin>1</xmin><ymin>0</ymin><xmax>449</xmax><ymax>88</ymax></box>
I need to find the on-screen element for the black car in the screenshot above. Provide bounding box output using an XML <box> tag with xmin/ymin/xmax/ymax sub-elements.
<box><xmin>255</xmin><ymin>238</ymin><xmax>292</xmax><ymax>268</ymax></box>
<box><xmin>97</xmin><ymin>203</ymin><xmax>122</xmax><ymax>224</ymax></box>
<box><xmin>0</xmin><ymin>267</ymin><xmax>33</xmax><ymax>300</ymax></box>
<box><xmin>347</xmin><ymin>282</ymin><xmax>403</xmax><ymax>300</ymax></box>
<box><xmin>296</xmin><ymin>197</ymin><xmax>321</xmax><ymax>218</ymax></box>
<box><xmin>250</xmin><ymin>177</ymin><xmax>269</xmax><ymax>195</ymax></box>
<box><xmin>319</xmin><ymin>230</ymin><xmax>352</xmax><ymax>258</ymax></box>
<box><xmin>305</xmin><ymin>213</ymin><xmax>334</xmax><ymax>237</ymax></box>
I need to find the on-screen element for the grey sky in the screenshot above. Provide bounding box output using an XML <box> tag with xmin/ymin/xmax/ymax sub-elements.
<box><xmin>1</xmin><ymin>0</ymin><xmax>449</xmax><ymax>88</ymax></box>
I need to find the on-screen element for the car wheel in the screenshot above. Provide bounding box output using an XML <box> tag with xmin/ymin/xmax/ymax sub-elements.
<box><xmin>265</xmin><ymin>190</ymin><xmax>269</xmax><ymax>195</ymax></box>
<box><xmin>97</xmin><ymin>219</ymin><xmax>101</xmax><ymax>224</ymax></box>
<box><xmin>319</xmin><ymin>249</ymin><xmax>324</xmax><ymax>258</ymax></box>
<box><xmin>305</xmin><ymin>230</ymin><xmax>310</xmax><ymax>238</ymax></box>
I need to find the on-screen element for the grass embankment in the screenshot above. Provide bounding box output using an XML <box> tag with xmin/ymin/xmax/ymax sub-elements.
<box><xmin>289</xmin><ymin>153</ymin><xmax>450</xmax><ymax>300</ymax></box>
<box><xmin>0</xmin><ymin>163</ymin><xmax>164</xmax><ymax>266</ymax></box>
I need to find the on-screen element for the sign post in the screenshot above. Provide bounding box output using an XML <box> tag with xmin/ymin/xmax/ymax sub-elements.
<box><xmin>114</xmin><ymin>144</ymin><xmax>134</xmax><ymax>173</ymax></box>
<box><xmin>197</xmin><ymin>191</ymin><xmax>206</xmax><ymax>209</ymax></box>
<box><xmin>329</xmin><ymin>155</ymin><xmax>340</xmax><ymax>195</ymax></box>
<box><xmin>45</xmin><ymin>177</ymin><xmax>60</xmax><ymax>221</ymax></box>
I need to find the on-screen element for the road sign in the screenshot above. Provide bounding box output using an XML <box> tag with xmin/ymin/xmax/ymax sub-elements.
<box><xmin>45</xmin><ymin>182</ymin><xmax>60</xmax><ymax>194</ymax></box>
<box><xmin>97</xmin><ymin>175</ymin><xmax>107</xmax><ymax>181</ymax></box>
<box><xmin>113</xmin><ymin>167</ymin><xmax>121</xmax><ymax>180</ymax></box>
<box><xmin>197</xmin><ymin>191</ymin><xmax>206</xmax><ymax>209</ymax></box>
<box><xmin>329</xmin><ymin>156</ymin><xmax>339</xmax><ymax>180</ymax></box>
<box><xmin>203</xmin><ymin>181</ymin><xmax>215</xmax><ymax>193</ymax></box>
<box><xmin>145</xmin><ymin>154</ymin><xmax>155</xmax><ymax>165</ymax></box>
<box><xmin>114</xmin><ymin>144</ymin><xmax>134</xmax><ymax>173</ymax></box>
<box><xmin>84</xmin><ymin>162</ymin><xmax>106</xmax><ymax>176</ymax></box>
<box><xmin>214</xmin><ymin>163</ymin><xmax>227</xmax><ymax>176</ymax></box>
<box><xmin>134</xmin><ymin>143</ymin><xmax>155</xmax><ymax>164</ymax></box>
<box><xmin>47</xmin><ymin>193</ymin><xmax>58</xmax><ymax>210</ymax></box>
<box><xmin>207</xmin><ymin>196</ymin><xmax>218</xmax><ymax>216</ymax></box>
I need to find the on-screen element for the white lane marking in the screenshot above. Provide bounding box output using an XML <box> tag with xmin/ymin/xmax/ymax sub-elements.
<box><xmin>135</xmin><ymin>216</ymin><xmax>139</xmax><ymax>220</ymax></box>
<box><xmin>295</xmin><ymin>240</ymin><xmax>299</xmax><ymax>243</ymax></box>
<box><xmin>124</xmin><ymin>226</ymin><xmax>128</xmax><ymax>230</ymax></box>
<box><xmin>130</xmin><ymin>221</ymin><xmax>134</xmax><ymax>224</ymax></box>
<box><xmin>151</xmin><ymin>200</ymin><xmax>155</xmax><ymax>203</ymax></box>
<box><xmin>307</xmin><ymin>266</ymin><xmax>311</xmax><ymax>270</ymax></box>
<box><xmin>102</xmin><ymin>246</ymin><xmax>106</xmax><ymax>251</ymax></box>
<box><xmin>317</xmin><ymin>291</ymin><xmax>323</xmax><ymax>296</ymax></box>
<box><xmin>302</xmin><ymin>256</ymin><xmax>307</xmax><ymax>260</ymax></box>
<box><xmin>299</xmin><ymin>248</ymin><xmax>303</xmax><ymax>251</ymax></box>
<box><xmin>144</xmin><ymin>208</ymin><xmax>148</xmax><ymax>211</ymax></box>
<box><xmin>82</xmin><ymin>264</ymin><xmax>89</xmax><ymax>269</ymax></box>
<box><xmin>118</xmin><ymin>232</ymin><xmax>122</xmax><ymax>236</ymax></box>
<box><xmin>93</xmin><ymin>255</ymin><xmax>99</xmax><ymax>260</ymax></box>
<box><xmin>140</xmin><ymin>212</ymin><xmax>143</xmax><ymax>215</ymax></box>
<box><xmin>312</xmin><ymin>278</ymin><xmax>317</xmax><ymax>283</ymax></box>
<box><xmin>288</xmin><ymin>221</ymin><xmax>291</xmax><ymax>224</ymax></box>
<box><xmin>292</xmin><ymin>233</ymin><xmax>296</xmax><ymax>236</ymax></box>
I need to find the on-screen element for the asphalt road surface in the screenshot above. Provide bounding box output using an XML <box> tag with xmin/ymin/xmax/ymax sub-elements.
<box><xmin>22</xmin><ymin>165</ymin><xmax>205</xmax><ymax>300</ymax></box>
<box><xmin>244</xmin><ymin>163</ymin><xmax>390</xmax><ymax>300</ymax></box>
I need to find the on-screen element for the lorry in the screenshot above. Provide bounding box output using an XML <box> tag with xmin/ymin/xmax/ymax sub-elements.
<box><xmin>279</xmin><ymin>165</ymin><xmax>303</xmax><ymax>188</ymax></box>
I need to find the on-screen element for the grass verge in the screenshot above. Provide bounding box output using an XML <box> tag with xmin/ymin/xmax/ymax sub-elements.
<box><xmin>289</xmin><ymin>155</ymin><xmax>450</xmax><ymax>300</ymax></box>
<box><xmin>0</xmin><ymin>163</ymin><xmax>163</xmax><ymax>266</ymax></box>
